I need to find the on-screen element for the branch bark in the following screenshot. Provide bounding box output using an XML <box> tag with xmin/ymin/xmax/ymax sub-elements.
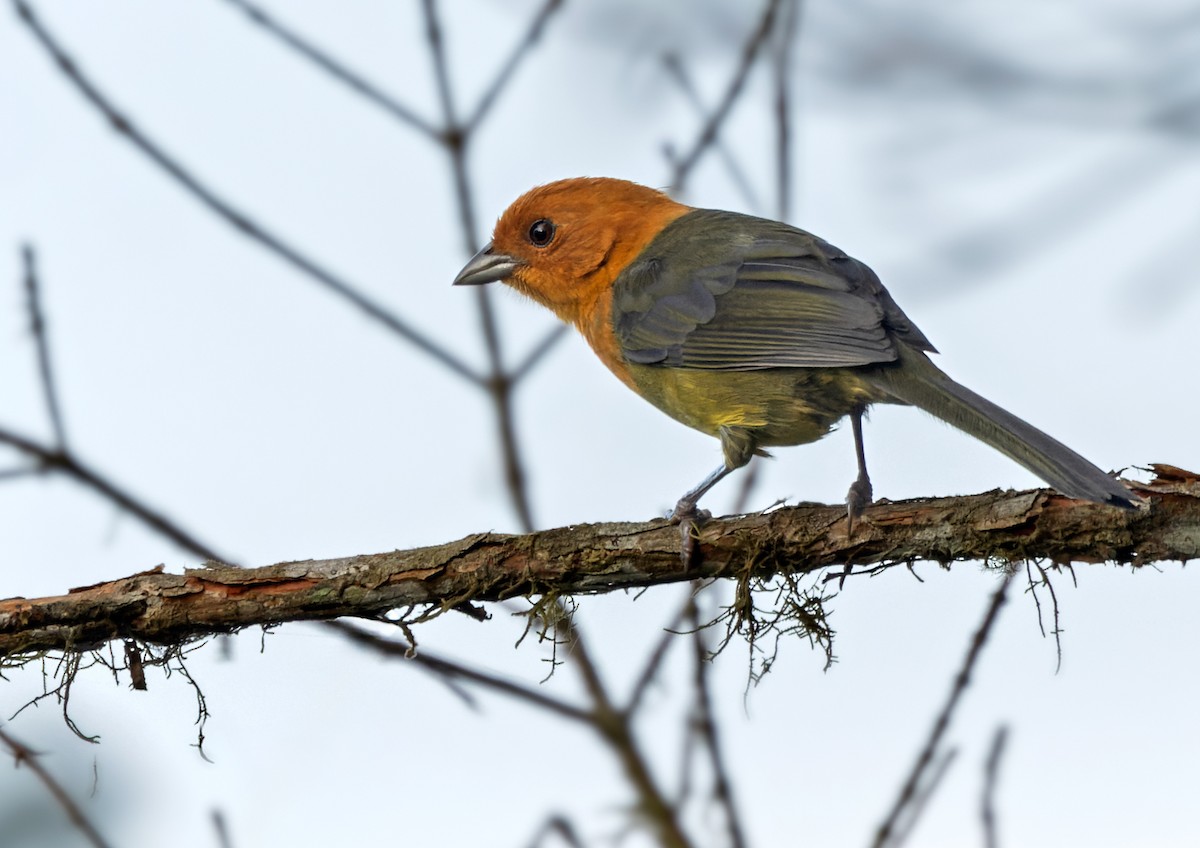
<box><xmin>3</xmin><ymin>472</ymin><xmax>1197</xmax><ymax>658</ymax></box>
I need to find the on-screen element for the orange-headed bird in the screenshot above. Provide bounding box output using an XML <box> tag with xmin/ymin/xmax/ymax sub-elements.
<box><xmin>455</xmin><ymin>177</ymin><xmax>1136</xmax><ymax>534</ymax></box>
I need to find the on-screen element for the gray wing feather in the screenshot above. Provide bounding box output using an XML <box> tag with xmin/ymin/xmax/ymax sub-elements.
<box><xmin>613</xmin><ymin>210</ymin><xmax>934</xmax><ymax>371</ymax></box>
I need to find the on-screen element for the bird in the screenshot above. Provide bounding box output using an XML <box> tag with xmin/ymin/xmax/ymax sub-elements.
<box><xmin>454</xmin><ymin>177</ymin><xmax>1137</xmax><ymax>550</ymax></box>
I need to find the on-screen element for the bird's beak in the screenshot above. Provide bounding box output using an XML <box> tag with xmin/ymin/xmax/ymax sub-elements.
<box><xmin>453</xmin><ymin>242</ymin><xmax>522</xmax><ymax>286</ymax></box>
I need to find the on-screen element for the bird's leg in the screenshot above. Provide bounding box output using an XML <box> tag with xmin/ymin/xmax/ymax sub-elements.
<box><xmin>671</xmin><ymin>464</ymin><xmax>733</xmax><ymax>565</ymax></box>
<box><xmin>671</xmin><ymin>425</ymin><xmax>757</xmax><ymax>566</ymax></box>
<box><xmin>845</xmin><ymin>406</ymin><xmax>873</xmax><ymax>533</ymax></box>
<box><xmin>671</xmin><ymin>464</ymin><xmax>732</xmax><ymax>522</ymax></box>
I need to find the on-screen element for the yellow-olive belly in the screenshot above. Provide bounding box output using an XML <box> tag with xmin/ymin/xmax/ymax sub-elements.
<box><xmin>626</xmin><ymin>364</ymin><xmax>889</xmax><ymax>448</ymax></box>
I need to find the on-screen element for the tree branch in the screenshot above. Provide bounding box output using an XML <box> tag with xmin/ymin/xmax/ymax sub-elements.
<box><xmin>2</xmin><ymin>474</ymin><xmax>1194</xmax><ymax>658</ymax></box>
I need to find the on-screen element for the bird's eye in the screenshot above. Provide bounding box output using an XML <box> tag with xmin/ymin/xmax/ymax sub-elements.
<box><xmin>527</xmin><ymin>219</ymin><xmax>556</xmax><ymax>247</ymax></box>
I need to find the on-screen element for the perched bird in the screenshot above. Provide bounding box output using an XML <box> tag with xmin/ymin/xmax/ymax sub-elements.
<box><xmin>455</xmin><ymin>177</ymin><xmax>1136</xmax><ymax>543</ymax></box>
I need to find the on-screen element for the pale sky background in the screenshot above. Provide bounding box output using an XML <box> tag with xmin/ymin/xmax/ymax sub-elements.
<box><xmin>2</xmin><ymin>2</ymin><xmax>1199</xmax><ymax>847</ymax></box>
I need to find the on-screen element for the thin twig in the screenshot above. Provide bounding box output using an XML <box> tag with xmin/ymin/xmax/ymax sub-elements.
<box><xmin>212</xmin><ymin>809</ymin><xmax>235</xmax><ymax>848</ymax></box>
<box><xmin>558</xmin><ymin>612</ymin><xmax>694</xmax><ymax>848</ymax></box>
<box><xmin>525</xmin><ymin>814</ymin><xmax>586</xmax><ymax>848</ymax></box>
<box><xmin>772</xmin><ymin>0</ymin><xmax>801</xmax><ymax>221</ymax></box>
<box><xmin>661</xmin><ymin>53</ymin><xmax>760</xmax><ymax>211</ymax></box>
<box><xmin>1033</xmin><ymin>563</ymin><xmax>1064</xmax><ymax>673</ymax></box>
<box><xmin>0</xmin><ymin>466</ymin><xmax>38</xmax><ymax>481</ymax></box>
<box><xmin>466</xmin><ymin>0</ymin><xmax>565</xmax><ymax>132</ymax></box>
<box><xmin>0</xmin><ymin>425</ymin><xmax>235</xmax><ymax>565</ymax></box>
<box><xmin>22</xmin><ymin>245</ymin><xmax>68</xmax><ymax>449</ymax></box>
<box><xmin>887</xmin><ymin>748</ymin><xmax>959</xmax><ymax>848</ymax></box>
<box><xmin>510</xmin><ymin>324</ymin><xmax>569</xmax><ymax>385</ymax></box>
<box><xmin>420</xmin><ymin>0</ymin><xmax>537</xmax><ymax>531</ymax></box>
<box><xmin>730</xmin><ymin>459</ymin><xmax>761</xmax><ymax>515</ymax></box>
<box><xmin>326</xmin><ymin>620</ymin><xmax>592</xmax><ymax>724</ymax></box>
<box><xmin>0</xmin><ymin>727</ymin><xmax>115</xmax><ymax>848</ymax></box>
<box><xmin>624</xmin><ymin>591</ymin><xmax>698</xmax><ymax>716</ymax></box>
<box><xmin>686</xmin><ymin>602</ymin><xmax>748</xmax><ymax>848</ymax></box>
<box><xmin>981</xmin><ymin>725</ymin><xmax>1009</xmax><ymax>848</ymax></box>
<box><xmin>12</xmin><ymin>0</ymin><xmax>479</xmax><ymax>385</ymax></box>
<box><xmin>872</xmin><ymin>572</ymin><xmax>1014</xmax><ymax>848</ymax></box>
<box><xmin>1023</xmin><ymin>561</ymin><xmax>1046</xmax><ymax>639</ymax></box>
<box><xmin>217</xmin><ymin>0</ymin><xmax>441</xmax><ymax>138</ymax></box>
<box><xmin>668</xmin><ymin>0</ymin><xmax>784</xmax><ymax>193</ymax></box>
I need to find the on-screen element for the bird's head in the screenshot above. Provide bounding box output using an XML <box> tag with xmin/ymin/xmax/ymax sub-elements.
<box><xmin>453</xmin><ymin>177</ymin><xmax>689</xmax><ymax>325</ymax></box>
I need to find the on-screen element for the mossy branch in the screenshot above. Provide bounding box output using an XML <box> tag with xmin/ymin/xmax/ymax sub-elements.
<box><xmin>2</xmin><ymin>471</ymin><xmax>1197</xmax><ymax>659</ymax></box>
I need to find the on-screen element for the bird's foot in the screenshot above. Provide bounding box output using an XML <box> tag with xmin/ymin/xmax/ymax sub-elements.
<box><xmin>845</xmin><ymin>474</ymin><xmax>873</xmax><ymax>536</ymax></box>
<box><xmin>670</xmin><ymin>500</ymin><xmax>712</xmax><ymax>567</ymax></box>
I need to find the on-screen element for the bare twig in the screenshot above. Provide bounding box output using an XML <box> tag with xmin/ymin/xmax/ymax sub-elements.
<box><xmin>525</xmin><ymin>814</ymin><xmax>585</xmax><ymax>848</ymax></box>
<box><xmin>326</xmin><ymin>620</ymin><xmax>592</xmax><ymax>724</ymax></box>
<box><xmin>3</xmin><ymin>244</ymin><xmax>236</xmax><ymax>564</ymax></box>
<box><xmin>685</xmin><ymin>602</ymin><xmax>748</xmax><ymax>848</ymax></box>
<box><xmin>661</xmin><ymin>53</ymin><xmax>761</xmax><ymax>211</ymax></box>
<box><xmin>0</xmin><ymin>727</ymin><xmax>115</xmax><ymax>848</ymax></box>
<box><xmin>12</xmin><ymin>0</ymin><xmax>479</xmax><ymax>384</ymax></box>
<box><xmin>0</xmin><ymin>467</ymin><xmax>38</xmax><ymax>481</ymax></box>
<box><xmin>729</xmin><ymin>458</ymin><xmax>761</xmax><ymax>515</ymax></box>
<box><xmin>886</xmin><ymin>747</ymin><xmax>959</xmax><ymax>848</ymax></box>
<box><xmin>212</xmin><ymin>809</ymin><xmax>235</xmax><ymax>848</ymax></box>
<box><xmin>558</xmin><ymin>613</ymin><xmax>694</xmax><ymax>848</ymax></box>
<box><xmin>217</xmin><ymin>0</ymin><xmax>441</xmax><ymax>138</ymax></box>
<box><xmin>625</xmin><ymin>591</ymin><xmax>699</xmax><ymax>716</ymax></box>
<box><xmin>772</xmin><ymin>0</ymin><xmax>802</xmax><ymax>221</ymax></box>
<box><xmin>510</xmin><ymin>324</ymin><xmax>570</xmax><ymax>385</ymax></box>
<box><xmin>668</xmin><ymin>0</ymin><xmax>784</xmax><ymax>192</ymax></box>
<box><xmin>22</xmin><ymin>245</ymin><xmax>68</xmax><ymax>449</ymax></box>
<box><xmin>0</xmin><ymin>425</ymin><xmax>235</xmax><ymax>565</ymax></box>
<box><xmin>466</xmin><ymin>0</ymin><xmax>565</xmax><ymax>132</ymax></box>
<box><xmin>981</xmin><ymin>725</ymin><xmax>1009</xmax><ymax>848</ymax></box>
<box><xmin>871</xmin><ymin>572</ymin><xmax>1014</xmax><ymax>848</ymax></box>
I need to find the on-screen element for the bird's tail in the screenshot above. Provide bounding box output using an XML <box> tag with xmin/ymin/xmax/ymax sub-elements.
<box><xmin>865</xmin><ymin>346</ymin><xmax>1138</xmax><ymax>508</ymax></box>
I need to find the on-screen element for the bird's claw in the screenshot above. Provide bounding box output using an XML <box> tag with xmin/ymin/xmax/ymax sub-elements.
<box><xmin>845</xmin><ymin>475</ymin><xmax>873</xmax><ymax>535</ymax></box>
<box><xmin>670</xmin><ymin>502</ymin><xmax>711</xmax><ymax>567</ymax></box>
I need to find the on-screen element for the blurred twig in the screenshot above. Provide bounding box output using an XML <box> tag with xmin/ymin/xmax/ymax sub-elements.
<box><xmin>22</xmin><ymin>245</ymin><xmax>68</xmax><ymax>450</ymax></box>
<box><xmin>684</xmin><ymin>600</ymin><xmax>748</xmax><ymax>848</ymax></box>
<box><xmin>625</xmin><ymin>591</ymin><xmax>699</xmax><ymax>716</ymax></box>
<box><xmin>772</xmin><ymin>0</ymin><xmax>801</xmax><ymax>221</ymax></box>
<box><xmin>886</xmin><ymin>748</ymin><xmax>958</xmax><ymax>848</ymax></box>
<box><xmin>336</xmin><ymin>612</ymin><xmax>695</xmax><ymax>847</ymax></box>
<box><xmin>525</xmin><ymin>815</ymin><xmax>585</xmax><ymax>848</ymax></box>
<box><xmin>981</xmin><ymin>725</ymin><xmax>1009</xmax><ymax>848</ymax></box>
<box><xmin>1</xmin><ymin>247</ymin><xmax>236</xmax><ymax>565</ymax></box>
<box><xmin>661</xmin><ymin>53</ymin><xmax>760</xmax><ymax>211</ymax></box>
<box><xmin>871</xmin><ymin>572</ymin><xmax>1014</xmax><ymax>848</ymax></box>
<box><xmin>557</xmin><ymin>612</ymin><xmax>693</xmax><ymax>848</ymax></box>
<box><xmin>0</xmin><ymin>728</ymin><xmax>115</xmax><ymax>848</ymax></box>
<box><xmin>217</xmin><ymin>0</ymin><xmax>441</xmax><ymax>138</ymax></box>
<box><xmin>668</xmin><ymin>0</ymin><xmax>783</xmax><ymax>193</ymax></box>
<box><xmin>466</xmin><ymin>0</ymin><xmax>564</xmax><ymax>132</ymax></box>
<box><xmin>326</xmin><ymin>621</ymin><xmax>592</xmax><ymax>724</ymax></box>
<box><xmin>0</xmin><ymin>408</ymin><xmax>230</xmax><ymax>564</ymax></box>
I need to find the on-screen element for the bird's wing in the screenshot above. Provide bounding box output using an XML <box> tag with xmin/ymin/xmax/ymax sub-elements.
<box><xmin>611</xmin><ymin>210</ymin><xmax>935</xmax><ymax>370</ymax></box>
